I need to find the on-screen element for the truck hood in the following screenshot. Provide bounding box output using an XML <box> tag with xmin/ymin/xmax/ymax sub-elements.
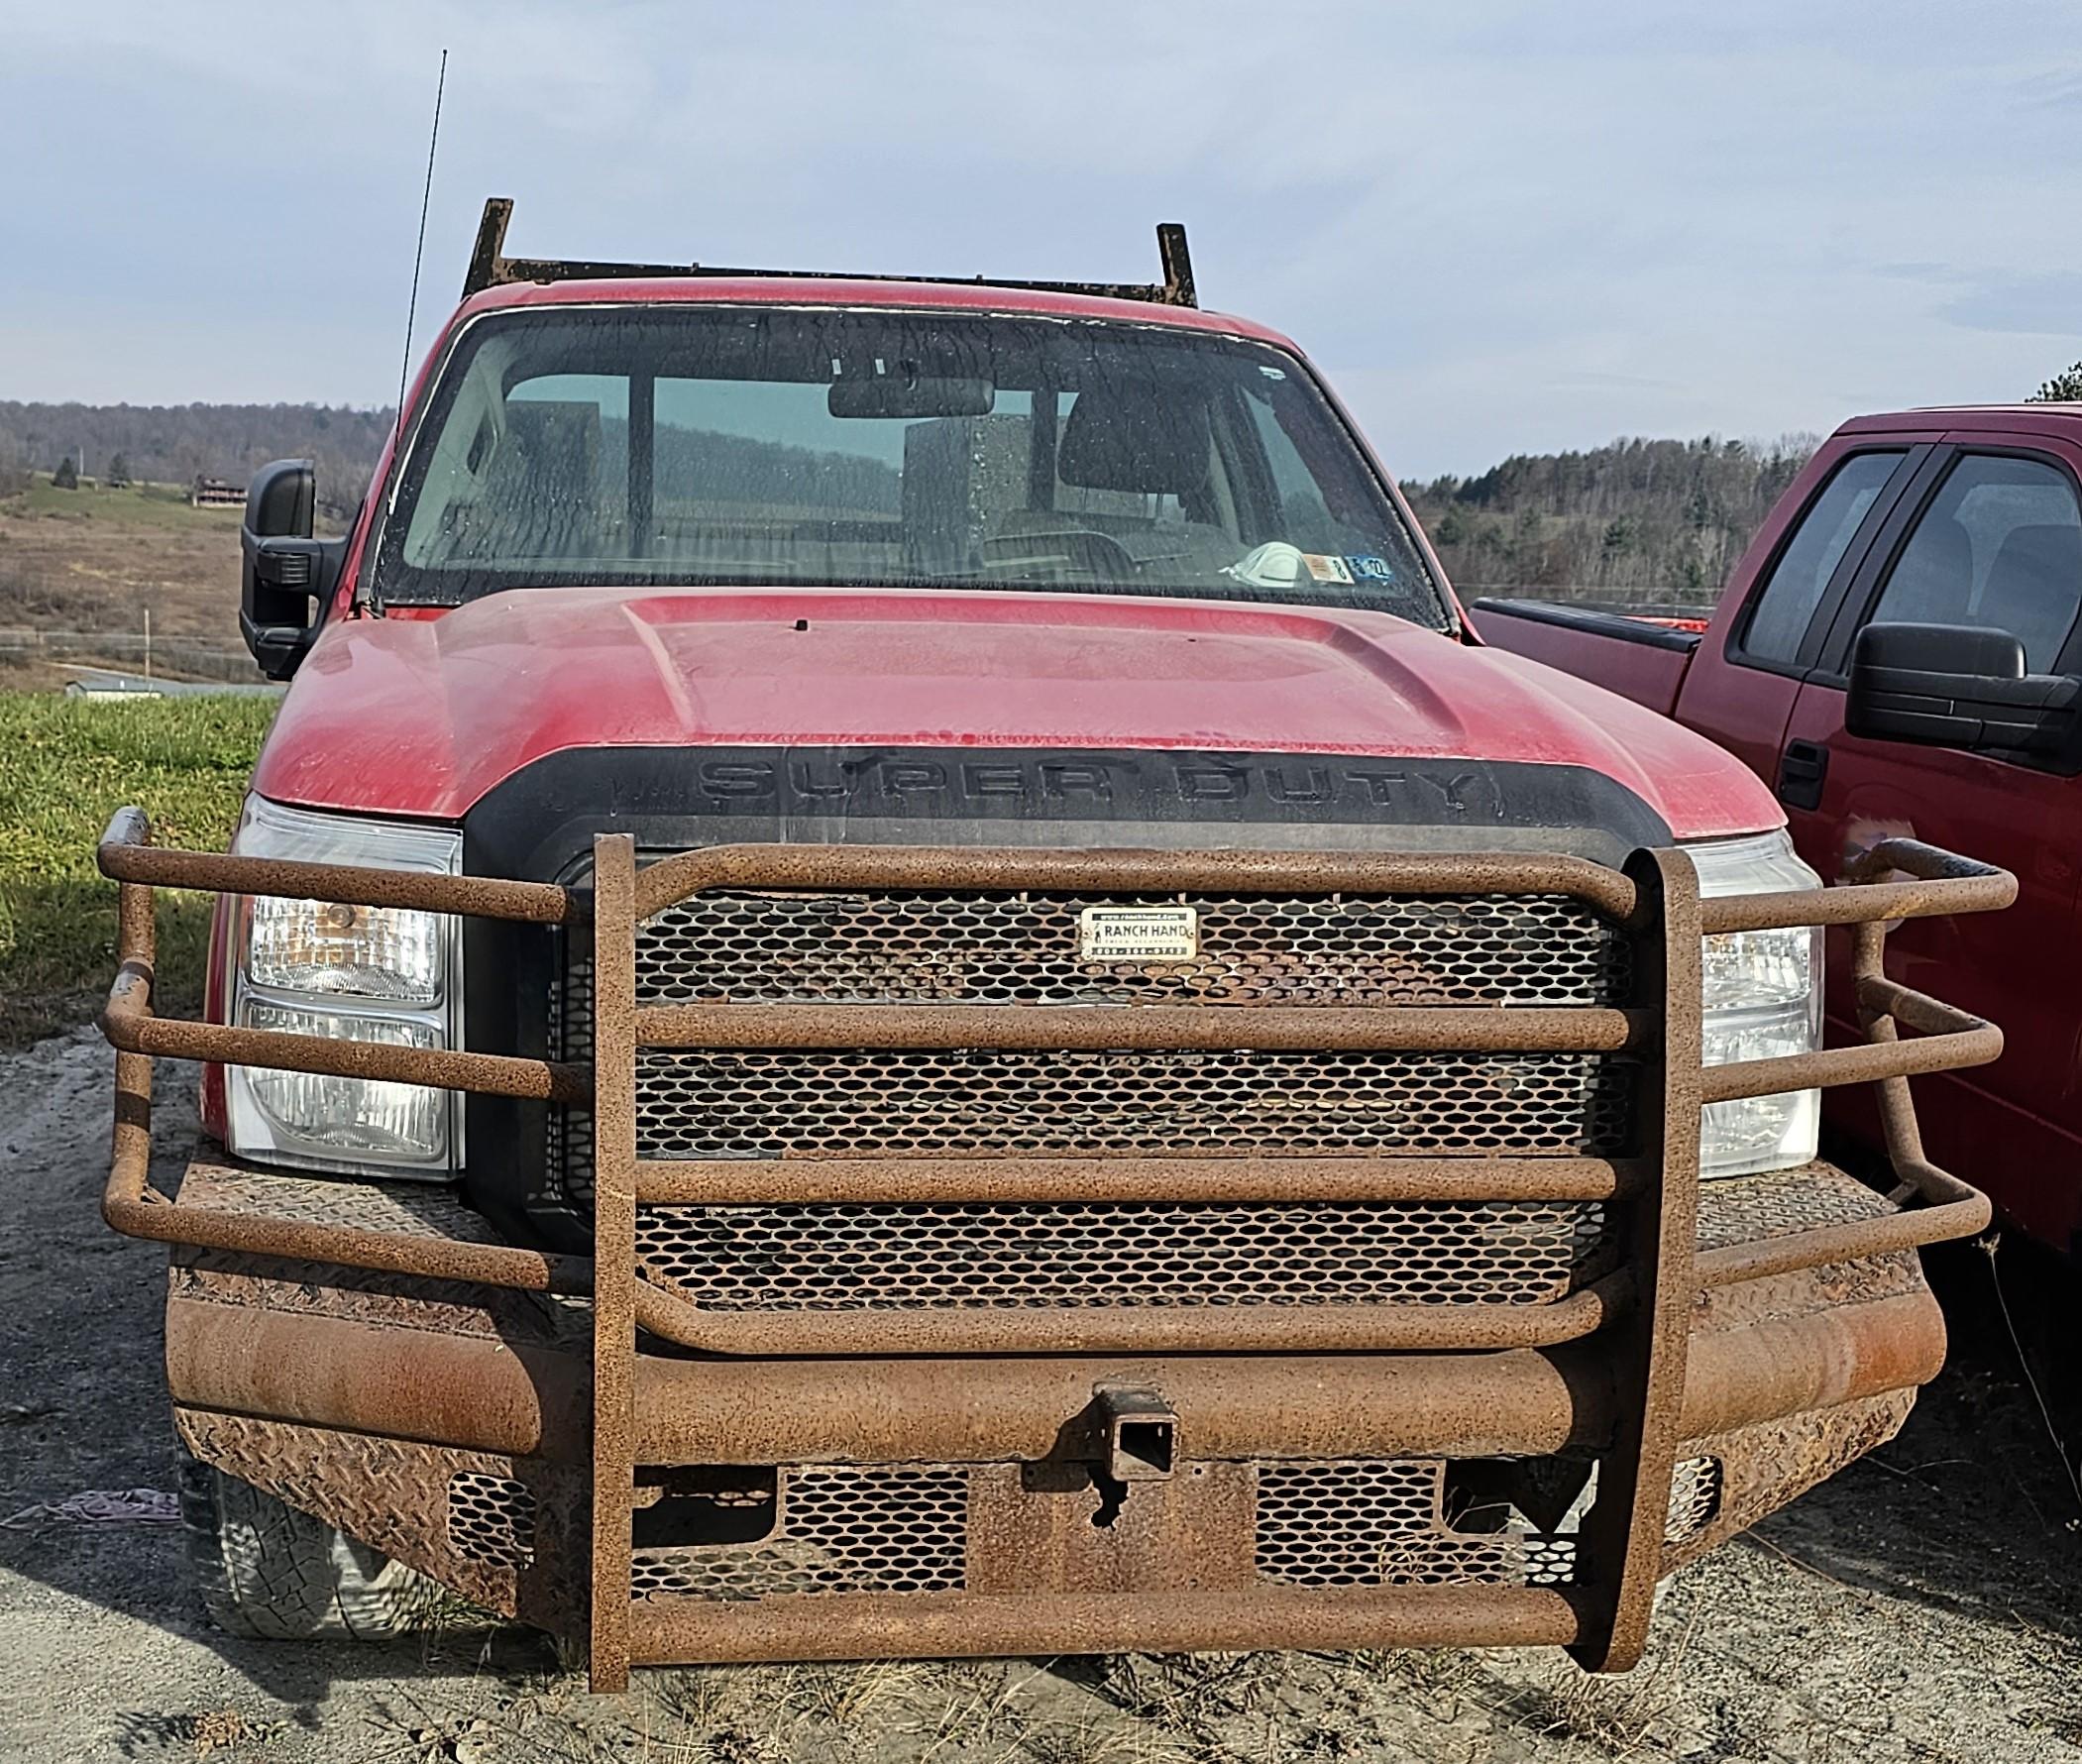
<box><xmin>252</xmin><ymin>586</ymin><xmax>1780</xmax><ymax>841</ymax></box>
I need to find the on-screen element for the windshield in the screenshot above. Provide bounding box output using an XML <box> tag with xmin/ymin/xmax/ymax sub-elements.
<box><xmin>369</xmin><ymin>305</ymin><xmax>1451</xmax><ymax>630</ymax></box>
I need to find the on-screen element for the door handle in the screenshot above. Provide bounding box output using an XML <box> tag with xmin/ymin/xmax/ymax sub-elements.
<box><xmin>1778</xmin><ymin>739</ymin><xmax>1829</xmax><ymax>811</ymax></box>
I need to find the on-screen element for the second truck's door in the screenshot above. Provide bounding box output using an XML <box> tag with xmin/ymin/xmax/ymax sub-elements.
<box><xmin>1779</xmin><ymin>435</ymin><xmax>2082</xmax><ymax>1251</ymax></box>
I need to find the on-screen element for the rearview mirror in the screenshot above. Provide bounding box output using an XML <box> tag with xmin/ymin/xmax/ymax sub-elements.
<box><xmin>827</xmin><ymin>374</ymin><xmax>993</xmax><ymax>419</ymax></box>
<box><xmin>240</xmin><ymin>459</ymin><xmax>347</xmax><ymax>681</ymax></box>
<box><xmin>1846</xmin><ymin>621</ymin><xmax>2080</xmax><ymax>759</ymax></box>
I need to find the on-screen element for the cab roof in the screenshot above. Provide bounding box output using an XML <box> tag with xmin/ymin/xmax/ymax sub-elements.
<box><xmin>1838</xmin><ymin>403</ymin><xmax>2082</xmax><ymax>435</ymax></box>
<box><xmin>452</xmin><ymin>273</ymin><xmax>1295</xmax><ymax>350</ymax></box>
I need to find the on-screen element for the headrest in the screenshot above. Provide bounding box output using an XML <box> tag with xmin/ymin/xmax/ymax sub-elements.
<box><xmin>1883</xmin><ymin>515</ymin><xmax>1973</xmax><ymax>624</ymax></box>
<box><xmin>1057</xmin><ymin>383</ymin><xmax>1210</xmax><ymax>495</ymax></box>
<box><xmin>1981</xmin><ymin>521</ymin><xmax>2082</xmax><ymax>666</ymax></box>
<box><xmin>1987</xmin><ymin>521</ymin><xmax>2081</xmax><ymax>589</ymax></box>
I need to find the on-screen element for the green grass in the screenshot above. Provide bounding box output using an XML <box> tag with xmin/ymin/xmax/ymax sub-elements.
<box><xmin>0</xmin><ymin>691</ymin><xmax>275</xmax><ymax>1045</ymax></box>
<box><xmin>3</xmin><ymin>477</ymin><xmax>242</xmax><ymax>532</ymax></box>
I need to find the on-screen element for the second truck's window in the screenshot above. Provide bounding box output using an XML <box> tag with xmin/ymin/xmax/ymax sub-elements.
<box><xmin>1866</xmin><ymin>453</ymin><xmax>2082</xmax><ymax>672</ymax></box>
<box><xmin>1739</xmin><ymin>450</ymin><xmax>1904</xmax><ymax>666</ymax></box>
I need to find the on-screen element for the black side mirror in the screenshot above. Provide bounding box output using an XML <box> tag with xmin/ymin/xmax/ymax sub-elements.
<box><xmin>239</xmin><ymin>459</ymin><xmax>348</xmax><ymax>680</ymax></box>
<box><xmin>1846</xmin><ymin>621</ymin><xmax>2080</xmax><ymax>758</ymax></box>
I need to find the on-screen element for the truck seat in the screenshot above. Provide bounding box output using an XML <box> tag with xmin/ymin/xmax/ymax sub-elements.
<box><xmin>1976</xmin><ymin>521</ymin><xmax>2082</xmax><ymax>670</ymax></box>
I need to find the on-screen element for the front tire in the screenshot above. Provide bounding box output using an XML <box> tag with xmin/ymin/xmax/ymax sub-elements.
<box><xmin>177</xmin><ymin>1449</ymin><xmax>456</xmax><ymax>1640</ymax></box>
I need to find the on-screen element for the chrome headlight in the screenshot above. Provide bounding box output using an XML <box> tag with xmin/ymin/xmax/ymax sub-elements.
<box><xmin>1688</xmin><ymin>830</ymin><xmax>1823</xmax><ymax>1180</ymax></box>
<box><xmin>224</xmin><ymin>796</ymin><xmax>462</xmax><ymax>1179</ymax></box>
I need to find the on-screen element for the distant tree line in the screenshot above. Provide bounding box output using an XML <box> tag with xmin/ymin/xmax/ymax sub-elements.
<box><xmin>0</xmin><ymin>401</ymin><xmax>393</xmax><ymax>518</ymax></box>
<box><xmin>1402</xmin><ymin>434</ymin><xmax>1819</xmax><ymax>605</ymax></box>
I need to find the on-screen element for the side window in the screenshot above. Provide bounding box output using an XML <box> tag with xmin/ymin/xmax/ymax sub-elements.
<box><xmin>1867</xmin><ymin>453</ymin><xmax>2082</xmax><ymax>672</ymax></box>
<box><xmin>1739</xmin><ymin>451</ymin><xmax>1905</xmax><ymax>665</ymax></box>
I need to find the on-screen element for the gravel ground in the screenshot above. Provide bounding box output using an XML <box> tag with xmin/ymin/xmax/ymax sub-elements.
<box><xmin>5</xmin><ymin>1027</ymin><xmax>2082</xmax><ymax>1762</ymax></box>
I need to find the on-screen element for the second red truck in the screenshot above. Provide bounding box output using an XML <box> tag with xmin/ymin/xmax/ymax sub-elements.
<box><xmin>1478</xmin><ymin>408</ymin><xmax>2082</xmax><ymax>1255</ymax></box>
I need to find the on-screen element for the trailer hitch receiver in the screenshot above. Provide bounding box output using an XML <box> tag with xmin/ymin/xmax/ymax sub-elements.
<box><xmin>1096</xmin><ymin>1385</ymin><xmax>1178</xmax><ymax>1482</ymax></box>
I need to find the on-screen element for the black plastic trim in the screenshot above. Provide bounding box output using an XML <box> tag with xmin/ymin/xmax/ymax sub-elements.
<box><xmin>462</xmin><ymin>744</ymin><xmax>1675</xmax><ymax>879</ymax></box>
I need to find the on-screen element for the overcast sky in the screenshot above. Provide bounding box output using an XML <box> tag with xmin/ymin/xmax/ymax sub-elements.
<box><xmin>4</xmin><ymin>0</ymin><xmax>2079</xmax><ymax>479</ymax></box>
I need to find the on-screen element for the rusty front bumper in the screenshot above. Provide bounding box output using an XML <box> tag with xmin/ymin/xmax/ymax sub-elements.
<box><xmin>95</xmin><ymin>814</ymin><xmax>2011</xmax><ymax>1686</ymax></box>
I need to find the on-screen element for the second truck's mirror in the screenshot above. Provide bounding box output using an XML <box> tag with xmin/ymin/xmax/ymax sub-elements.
<box><xmin>1846</xmin><ymin>620</ymin><xmax>2078</xmax><ymax>758</ymax></box>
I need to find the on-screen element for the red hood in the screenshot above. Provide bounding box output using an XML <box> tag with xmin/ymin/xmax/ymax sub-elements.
<box><xmin>252</xmin><ymin>587</ymin><xmax>1779</xmax><ymax>841</ymax></box>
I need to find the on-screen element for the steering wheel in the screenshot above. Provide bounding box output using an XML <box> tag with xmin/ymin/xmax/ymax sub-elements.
<box><xmin>971</xmin><ymin>527</ymin><xmax>1143</xmax><ymax>584</ymax></box>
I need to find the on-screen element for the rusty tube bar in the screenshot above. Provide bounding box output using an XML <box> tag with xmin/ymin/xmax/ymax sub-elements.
<box><xmin>1698</xmin><ymin>836</ymin><xmax>2015</xmax><ymax>935</ymax></box>
<box><xmin>99</xmin><ymin>869</ymin><xmax>591</xmax><ymax>1296</ymax></box>
<box><xmin>164</xmin><ymin>1297</ymin><xmax>591</xmax><ymax>1461</ymax></box>
<box><xmin>1693</xmin><ymin>1186</ymin><xmax>1989</xmax><ymax>1287</ymax></box>
<box><xmin>1570</xmin><ymin>844</ymin><xmax>1701</xmax><ymax>1674</ymax></box>
<box><xmin>106</xmin><ymin>1023</ymin><xmax>591</xmax><ymax>1296</ymax></box>
<box><xmin>634</xmin><ymin>1001</ymin><xmax>1648</xmax><ymax>1054</ymax></box>
<box><xmin>627</xmin><ymin>1586</ymin><xmax>1582</xmax><ymax>1666</ymax></box>
<box><xmin>103</xmin><ymin>958</ymin><xmax>590</xmax><ymax>1104</ymax></box>
<box><xmin>97</xmin><ymin>806</ymin><xmax>576</xmax><ymax>923</ymax></box>
<box><xmin>627</xmin><ymin>1271</ymin><xmax>1627</xmax><ymax>1358</ymax></box>
<box><xmin>632</xmin><ymin>1154</ymin><xmax>1645</xmax><ymax>1207</ymax></box>
<box><xmin>624</xmin><ymin>1287</ymin><xmax>1945</xmax><ymax>1465</ymax></box>
<box><xmin>153</xmin><ymin>1273</ymin><xmax>1940</xmax><ymax>1475</ymax></box>
<box><xmin>93</xmin><ymin>810</ymin><xmax>2008</xmax><ymax>1335</ymax></box>
<box><xmin>1699</xmin><ymin>1024</ymin><xmax>2003</xmax><ymax>1105</ymax></box>
<box><xmin>1857</xmin><ymin>974</ymin><xmax>1997</xmax><ymax>1041</ymax></box>
<box><xmin>631</xmin><ymin>840</ymin><xmax>1644</xmax><ymax>921</ymax></box>
<box><xmin>589</xmin><ymin>833</ymin><xmax>642</xmax><ymax>1695</ymax></box>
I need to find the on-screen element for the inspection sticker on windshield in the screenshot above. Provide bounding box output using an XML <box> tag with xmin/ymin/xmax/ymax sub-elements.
<box><xmin>1078</xmin><ymin>906</ymin><xmax>1199</xmax><ymax>962</ymax></box>
<box><xmin>1303</xmin><ymin>552</ymin><xmax>1354</xmax><ymax>584</ymax></box>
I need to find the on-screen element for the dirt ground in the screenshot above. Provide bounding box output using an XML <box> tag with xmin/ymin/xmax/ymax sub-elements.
<box><xmin>6</xmin><ymin>1027</ymin><xmax>2082</xmax><ymax>1763</ymax></box>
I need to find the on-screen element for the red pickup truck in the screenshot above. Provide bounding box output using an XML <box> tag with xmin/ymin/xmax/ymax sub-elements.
<box><xmin>1477</xmin><ymin>409</ymin><xmax>2082</xmax><ymax>1256</ymax></box>
<box><xmin>91</xmin><ymin>204</ymin><xmax>2009</xmax><ymax>1688</ymax></box>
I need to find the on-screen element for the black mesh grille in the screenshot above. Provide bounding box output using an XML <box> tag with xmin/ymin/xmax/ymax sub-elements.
<box><xmin>636</xmin><ymin>1197</ymin><xmax>1608</xmax><ymax>1311</ymax></box>
<box><xmin>634</xmin><ymin>1047</ymin><xmax>1631</xmax><ymax>1160</ymax></box>
<box><xmin>637</xmin><ymin>889</ymin><xmax>1628</xmax><ymax>1009</ymax></box>
<box><xmin>548</xmin><ymin>879</ymin><xmax>1637</xmax><ymax>1317</ymax></box>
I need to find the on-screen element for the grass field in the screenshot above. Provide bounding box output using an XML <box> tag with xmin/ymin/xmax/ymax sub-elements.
<box><xmin>0</xmin><ymin>690</ymin><xmax>274</xmax><ymax>1045</ymax></box>
<box><xmin>7</xmin><ymin>477</ymin><xmax>240</xmax><ymax>530</ymax></box>
<box><xmin>0</xmin><ymin>478</ymin><xmax>247</xmax><ymax>674</ymax></box>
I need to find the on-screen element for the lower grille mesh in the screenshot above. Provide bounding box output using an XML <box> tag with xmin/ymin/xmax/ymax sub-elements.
<box><xmin>628</xmin><ymin>1460</ymin><xmax>1588</xmax><ymax>1603</ymax></box>
<box><xmin>1665</xmin><ymin>1456</ymin><xmax>1722</xmax><ymax>1544</ymax></box>
<box><xmin>1255</xmin><ymin>1461</ymin><xmax>1577</xmax><ymax>1588</ymax></box>
<box><xmin>636</xmin><ymin>1198</ymin><xmax>1608</xmax><ymax>1310</ymax></box>
<box><xmin>447</xmin><ymin>1472</ymin><xmax>538</xmax><ymax>1568</ymax></box>
<box><xmin>630</xmin><ymin>1466</ymin><xmax>967</xmax><ymax>1601</ymax></box>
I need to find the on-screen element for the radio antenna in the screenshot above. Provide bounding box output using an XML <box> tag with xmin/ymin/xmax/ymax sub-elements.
<box><xmin>359</xmin><ymin>48</ymin><xmax>447</xmax><ymax>619</ymax></box>
<box><xmin>395</xmin><ymin>48</ymin><xmax>449</xmax><ymax>425</ymax></box>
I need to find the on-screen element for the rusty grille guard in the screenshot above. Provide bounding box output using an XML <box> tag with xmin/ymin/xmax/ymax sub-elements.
<box><xmin>93</xmin><ymin>807</ymin><xmax>2011</xmax><ymax>1685</ymax></box>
